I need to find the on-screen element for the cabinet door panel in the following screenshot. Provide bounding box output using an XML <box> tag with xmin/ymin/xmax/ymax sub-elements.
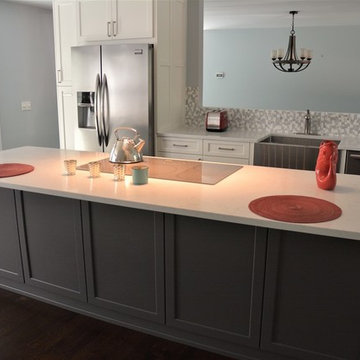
<box><xmin>78</xmin><ymin>0</ymin><xmax>112</xmax><ymax>41</ymax></box>
<box><xmin>262</xmin><ymin>230</ymin><xmax>360</xmax><ymax>360</ymax></box>
<box><xmin>56</xmin><ymin>88</ymin><xmax>76</xmax><ymax>150</ymax></box>
<box><xmin>82</xmin><ymin>202</ymin><xmax>164</xmax><ymax>323</ymax></box>
<box><xmin>115</xmin><ymin>0</ymin><xmax>153</xmax><ymax>39</ymax></box>
<box><xmin>18</xmin><ymin>192</ymin><xmax>86</xmax><ymax>301</ymax></box>
<box><xmin>165</xmin><ymin>214</ymin><xmax>267</xmax><ymax>347</ymax></box>
<box><xmin>0</xmin><ymin>189</ymin><xmax>23</xmax><ymax>282</ymax></box>
<box><xmin>53</xmin><ymin>1</ymin><xmax>77</xmax><ymax>85</ymax></box>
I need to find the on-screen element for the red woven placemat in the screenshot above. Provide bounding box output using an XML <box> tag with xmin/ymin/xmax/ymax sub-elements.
<box><xmin>249</xmin><ymin>195</ymin><xmax>342</xmax><ymax>223</ymax></box>
<box><xmin>0</xmin><ymin>163</ymin><xmax>34</xmax><ymax>178</ymax></box>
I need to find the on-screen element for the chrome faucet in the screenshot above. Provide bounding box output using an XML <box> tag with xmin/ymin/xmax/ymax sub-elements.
<box><xmin>304</xmin><ymin>109</ymin><xmax>311</xmax><ymax>135</ymax></box>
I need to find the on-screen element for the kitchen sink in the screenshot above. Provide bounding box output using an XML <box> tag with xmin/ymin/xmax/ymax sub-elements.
<box><xmin>254</xmin><ymin>135</ymin><xmax>341</xmax><ymax>171</ymax></box>
<box><xmin>259</xmin><ymin>135</ymin><xmax>340</xmax><ymax>148</ymax></box>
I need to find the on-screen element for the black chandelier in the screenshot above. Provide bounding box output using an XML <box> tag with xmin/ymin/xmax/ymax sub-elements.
<box><xmin>271</xmin><ymin>11</ymin><xmax>312</xmax><ymax>73</ymax></box>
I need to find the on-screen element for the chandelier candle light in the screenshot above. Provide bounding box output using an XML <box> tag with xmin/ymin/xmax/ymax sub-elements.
<box><xmin>271</xmin><ymin>11</ymin><xmax>312</xmax><ymax>72</ymax></box>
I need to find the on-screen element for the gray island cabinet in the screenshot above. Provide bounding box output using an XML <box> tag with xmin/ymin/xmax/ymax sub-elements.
<box><xmin>0</xmin><ymin>188</ymin><xmax>24</xmax><ymax>283</ymax></box>
<box><xmin>164</xmin><ymin>214</ymin><xmax>267</xmax><ymax>348</ymax></box>
<box><xmin>81</xmin><ymin>201</ymin><xmax>165</xmax><ymax>323</ymax></box>
<box><xmin>261</xmin><ymin>230</ymin><xmax>360</xmax><ymax>360</ymax></box>
<box><xmin>16</xmin><ymin>191</ymin><xmax>87</xmax><ymax>301</ymax></box>
<box><xmin>0</xmin><ymin>188</ymin><xmax>360</xmax><ymax>360</ymax></box>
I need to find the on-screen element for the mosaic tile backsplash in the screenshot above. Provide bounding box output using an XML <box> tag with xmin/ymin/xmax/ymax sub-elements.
<box><xmin>185</xmin><ymin>86</ymin><xmax>360</xmax><ymax>137</ymax></box>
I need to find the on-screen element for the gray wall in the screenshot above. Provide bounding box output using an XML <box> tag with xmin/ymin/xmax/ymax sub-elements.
<box><xmin>203</xmin><ymin>26</ymin><xmax>360</xmax><ymax>113</ymax></box>
<box><xmin>0</xmin><ymin>1</ymin><xmax>59</xmax><ymax>150</ymax></box>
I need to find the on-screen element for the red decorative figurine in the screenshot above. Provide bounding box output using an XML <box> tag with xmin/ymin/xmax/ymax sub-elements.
<box><xmin>315</xmin><ymin>140</ymin><xmax>338</xmax><ymax>190</ymax></box>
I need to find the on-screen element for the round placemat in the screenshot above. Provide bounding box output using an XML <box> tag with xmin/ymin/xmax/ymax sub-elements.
<box><xmin>249</xmin><ymin>195</ymin><xmax>342</xmax><ymax>223</ymax></box>
<box><xmin>0</xmin><ymin>163</ymin><xmax>34</xmax><ymax>178</ymax></box>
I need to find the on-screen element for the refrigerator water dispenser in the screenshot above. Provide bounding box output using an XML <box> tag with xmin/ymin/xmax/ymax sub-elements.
<box><xmin>77</xmin><ymin>92</ymin><xmax>95</xmax><ymax>129</ymax></box>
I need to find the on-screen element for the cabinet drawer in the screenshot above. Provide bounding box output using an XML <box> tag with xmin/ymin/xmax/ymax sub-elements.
<box><xmin>203</xmin><ymin>140</ymin><xmax>250</xmax><ymax>159</ymax></box>
<box><xmin>157</xmin><ymin>137</ymin><xmax>202</xmax><ymax>155</ymax></box>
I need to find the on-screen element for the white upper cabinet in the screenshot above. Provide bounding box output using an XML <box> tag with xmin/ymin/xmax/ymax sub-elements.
<box><xmin>53</xmin><ymin>0</ymin><xmax>77</xmax><ymax>86</ymax></box>
<box><xmin>115</xmin><ymin>0</ymin><xmax>153</xmax><ymax>39</ymax></box>
<box><xmin>77</xmin><ymin>0</ymin><xmax>153</xmax><ymax>42</ymax></box>
<box><xmin>77</xmin><ymin>0</ymin><xmax>112</xmax><ymax>41</ymax></box>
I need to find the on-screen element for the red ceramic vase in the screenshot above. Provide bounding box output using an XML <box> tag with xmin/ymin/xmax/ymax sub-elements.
<box><xmin>315</xmin><ymin>140</ymin><xmax>338</xmax><ymax>190</ymax></box>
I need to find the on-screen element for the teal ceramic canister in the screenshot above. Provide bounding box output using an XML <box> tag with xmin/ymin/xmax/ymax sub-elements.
<box><xmin>132</xmin><ymin>165</ymin><xmax>149</xmax><ymax>185</ymax></box>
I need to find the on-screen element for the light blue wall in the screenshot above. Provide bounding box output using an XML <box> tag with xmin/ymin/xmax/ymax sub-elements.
<box><xmin>203</xmin><ymin>26</ymin><xmax>360</xmax><ymax>113</ymax></box>
<box><xmin>0</xmin><ymin>1</ymin><xmax>59</xmax><ymax>150</ymax></box>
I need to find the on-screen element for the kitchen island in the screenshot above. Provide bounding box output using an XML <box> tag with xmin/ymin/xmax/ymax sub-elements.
<box><xmin>0</xmin><ymin>146</ymin><xmax>359</xmax><ymax>360</ymax></box>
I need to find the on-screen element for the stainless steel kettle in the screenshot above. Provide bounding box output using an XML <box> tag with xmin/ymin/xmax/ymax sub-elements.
<box><xmin>109</xmin><ymin>127</ymin><xmax>145</xmax><ymax>163</ymax></box>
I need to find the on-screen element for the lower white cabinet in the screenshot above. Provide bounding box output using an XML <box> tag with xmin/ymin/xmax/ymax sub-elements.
<box><xmin>157</xmin><ymin>135</ymin><xmax>251</xmax><ymax>164</ymax></box>
<box><xmin>53</xmin><ymin>0</ymin><xmax>77</xmax><ymax>86</ymax></box>
<box><xmin>56</xmin><ymin>87</ymin><xmax>76</xmax><ymax>149</ymax></box>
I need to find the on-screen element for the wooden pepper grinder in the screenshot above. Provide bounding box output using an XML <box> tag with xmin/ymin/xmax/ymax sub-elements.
<box><xmin>315</xmin><ymin>140</ymin><xmax>338</xmax><ymax>190</ymax></box>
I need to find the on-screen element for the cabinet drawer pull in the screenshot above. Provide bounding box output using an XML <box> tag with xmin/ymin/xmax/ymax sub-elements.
<box><xmin>218</xmin><ymin>147</ymin><xmax>235</xmax><ymax>151</ymax></box>
<box><xmin>112</xmin><ymin>21</ymin><xmax>117</xmax><ymax>36</ymax></box>
<box><xmin>173</xmin><ymin>144</ymin><xmax>188</xmax><ymax>148</ymax></box>
<box><xmin>107</xmin><ymin>21</ymin><xmax>111</xmax><ymax>37</ymax></box>
<box><xmin>350</xmin><ymin>154</ymin><xmax>360</xmax><ymax>160</ymax></box>
<box><xmin>57</xmin><ymin>69</ymin><xmax>62</xmax><ymax>83</ymax></box>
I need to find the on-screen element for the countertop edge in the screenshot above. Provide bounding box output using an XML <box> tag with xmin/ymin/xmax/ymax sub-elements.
<box><xmin>1</xmin><ymin>181</ymin><xmax>359</xmax><ymax>242</ymax></box>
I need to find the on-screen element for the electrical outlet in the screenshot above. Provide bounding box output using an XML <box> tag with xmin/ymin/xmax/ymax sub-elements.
<box><xmin>21</xmin><ymin>101</ymin><xmax>32</xmax><ymax>111</ymax></box>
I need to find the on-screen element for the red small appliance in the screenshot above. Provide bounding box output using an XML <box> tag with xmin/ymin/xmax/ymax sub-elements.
<box><xmin>205</xmin><ymin>110</ymin><xmax>228</xmax><ymax>132</ymax></box>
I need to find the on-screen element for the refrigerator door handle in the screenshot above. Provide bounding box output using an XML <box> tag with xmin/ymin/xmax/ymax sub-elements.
<box><xmin>94</xmin><ymin>74</ymin><xmax>103</xmax><ymax>146</ymax></box>
<box><xmin>101</xmin><ymin>74</ymin><xmax>110</xmax><ymax>147</ymax></box>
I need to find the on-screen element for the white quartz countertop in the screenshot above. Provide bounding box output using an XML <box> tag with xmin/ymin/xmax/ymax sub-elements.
<box><xmin>157</xmin><ymin>126</ymin><xmax>268</xmax><ymax>142</ymax></box>
<box><xmin>157</xmin><ymin>125</ymin><xmax>360</xmax><ymax>150</ymax></box>
<box><xmin>1</xmin><ymin>146</ymin><xmax>360</xmax><ymax>241</ymax></box>
<box><xmin>338</xmin><ymin>136</ymin><xmax>360</xmax><ymax>151</ymax></box>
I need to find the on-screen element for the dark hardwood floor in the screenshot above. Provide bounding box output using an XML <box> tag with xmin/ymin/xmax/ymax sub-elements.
<box><xmin>0</xmin><ymin>288</ymin><xmax>232</xmax><ymax>360</ymax></box>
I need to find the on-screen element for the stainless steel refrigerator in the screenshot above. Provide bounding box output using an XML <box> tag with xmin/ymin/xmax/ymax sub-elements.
<box><xmin>71</xmin><ymin>44</ymin><xmax>153</xmax><ymax>155</ymax></box>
